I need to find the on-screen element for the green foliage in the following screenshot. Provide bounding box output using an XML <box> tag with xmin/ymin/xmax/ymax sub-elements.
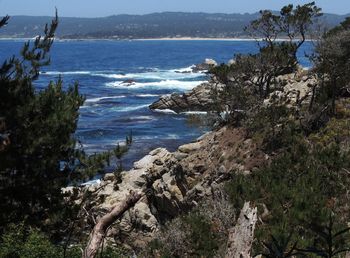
<box><xmin>245</xmin><ymin>103</ymin><xmax>297</xmax><ymax>152</ymax></box>
<box><xmin>0</xmin><ymin>13</ymin><xmax>132</xmax><ymax>243</ymax></box>
<box><xmin>183</xmin><ymin>213</ymin><xmax>219</xmax><ymax>257</ymax></box>
<box><xmin>225</xmin><ymin>128</ymin><xmax>350</xmax><ymax>255</ymax></box>
<box><xmin>210</xmin><ymin>2</ymin><xmax>321</xmax><ymax>127</ymax></box>
<box><xmin>312</xmin><ymin>16</ymin><xmax>350</xmax><ymax>114</ymax></box>
<box><xmin>0</xmin><ymin>224</ymin><xmax>128</xmax><ymax>258</ymax></box>
<box><xmin>0</xmin><ymin>224</ymin><xmax>61</xmax><ymax>258</ymax></box>
<box><xmin>0</xmin><ymin>13</ymin><xmax>87</xmax><ymax>234</ymax></box>
<box><xmin>261</xmin><ymin>233</ymin><xmax>299</xmax><ymax>258</ymax></box>
<box><xmin>298</xmin><ymin>213</ymin><xmax>350</xmax><ymax>257</ymax></box>
<box><xmin>147</xmin><ymin>211</ymin><xmax>220</xmax><ymax>258</ymax></box>
<box><xmin>246</xmin><ymin>2</ymin><xmax>322</xmax><ymax>52</ymax></box>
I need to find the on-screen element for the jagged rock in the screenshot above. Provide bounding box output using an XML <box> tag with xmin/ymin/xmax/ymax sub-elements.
<box><xmin>103</xmin><ymin>173</ymin><xmax>115</xmax><ymax>181</ymax></box>
<box><xmin>149</xmin><ymin>82</ymin><xmax>220</xmax><ymax>113</ymax></box>
<box><xmin>70</xmin><ymin>126</ymin><xmax>268</xmax><ymax>250</ymax></box>
<box><xmin>265</xmin><ymin>73</ymin><xmax>317</xmax><ymax>107</ymax></box>
<box><xmin>178</xmin><ymin>142</ymin><xmax>201</xmax><ymax>153</ymax></box>
<box><xmin>192</xmin><ymin>58</ymin><xmax>218</xmax><ymax>72</ymax></box>
<box><xmin>219</xmin><ymin>165</ymin><xmax>227</xmax><ymax>174</ymax></box>
<box><xmin>174</xmin><ymin>152</ymin><xmax>188</xmax><ymax>161</ymax></box>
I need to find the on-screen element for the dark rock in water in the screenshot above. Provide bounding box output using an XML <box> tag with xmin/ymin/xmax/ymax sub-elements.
<box><xmin>174</xmin><ymin>70</ymin><xmax>191</xmax><ymax>74</ymax></box>
<box><xmin>192</xmin><ymin>58</ymin><xmax>218</xmax><ymax>73</ymax></box>
<box><xmin>149</xmin><ymin>82</ymin><xmax>223</xmax><ymax>113</ymax></box>
<box><xmin>121</xmin><ymin>79</ymin><xmax>136</xmax><ymax>86</ymax></box>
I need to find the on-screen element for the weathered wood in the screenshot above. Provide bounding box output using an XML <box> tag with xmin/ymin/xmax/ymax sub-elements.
<box><xmin>225</xmin><ymin>202</ymin><xmax>258</xmax><ymax>258</ymax></box>
<box><xmin>83</xmin><ymin>191</ymin><xmax>142</xmax><ymax>258</ymax></box>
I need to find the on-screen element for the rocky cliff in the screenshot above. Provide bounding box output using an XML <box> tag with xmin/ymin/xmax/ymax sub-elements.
<box><xmin>68</xmin><ymin>125</ymin><xmax>267</xmax><ymax>251</ymax></box>
<box><xmin>70</xmin><ymin>69</ymin><xmax>318</xmax><ymax>252</ymax></box>
<box><xmin>150</xmin><ymin>68</ymin><xmax>316</xmax><ymax>114</ymax></box>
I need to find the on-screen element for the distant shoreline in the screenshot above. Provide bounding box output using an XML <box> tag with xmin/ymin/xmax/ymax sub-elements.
<box><xmin>0</xmin><ymin>37</ymin><xmax>256</xmax><ymax>41</ymax></box>
<box><xmin>133</xmin><ymin>37</ymin><xmax>257</xmax><ymax>41</ymax></box>
<box><xmin>0</xmin><ymin>37</ymin><xmax>313</xmax><ymax>42</ymax></box>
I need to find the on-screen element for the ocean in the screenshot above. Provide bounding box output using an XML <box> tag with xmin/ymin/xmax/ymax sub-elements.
<box><xmin>0</xmin><ymin>39</ymin><xmax>313</xmax><ymax>169</ymax></box>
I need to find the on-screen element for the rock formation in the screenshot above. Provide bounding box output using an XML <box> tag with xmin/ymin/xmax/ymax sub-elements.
<box><xmin>191</xmin><ymin>58</ymin><xmax>218</xmax><ymax>73</ymax></box>
<box><xmin>69</xmin><ymin>126</ymin><xmax>267</xmax><ymax>251</ymax></box>
<box><xmin>150</xmin><ymin>69</ymin><xmax>316</xmax><ymax>113</ymax></box>
<box><xmin>149</xmin><ymin>82</ymin><xmax>223</xmax><ymax>113</ymax></box>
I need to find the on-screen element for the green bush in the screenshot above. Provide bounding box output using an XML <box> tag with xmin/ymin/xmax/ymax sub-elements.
<box><xmin>225</xmin><ymin>133</ymin><xmax>350</xmax><ymax>255</ymax></box>
<box><xmin>0</xmin><ymin>224</ymin><xmax>61</xmax><ymax>258</ymax></box>
<box><xmin>147</xmin><ymin>211</ymin><xmax>221</xmax><ymax>258</ymax></box>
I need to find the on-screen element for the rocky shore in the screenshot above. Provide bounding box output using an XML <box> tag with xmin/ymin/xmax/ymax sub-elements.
<box><xmin>68</xmin><ymin>64</ymin><xmax>318</xmax><ymax>251</ymax></box>
<box><xmin>149</xmin><ymin>59</ymin><xmax>222</xmax><ymax>113</ymax></box>
<box><xmin>149</xmin><ymin>81</ymin><xmax>223</xmax><ymax>113</ymax></box>
<box><xmin>150</xmin><ymin>61</ymin><xmax>316</xmax><ymax>114</ymax></box>
<box><xmin>69</xmin><ymin>125</ymin><xmax>268</xmax><ymax>250</ymax></box>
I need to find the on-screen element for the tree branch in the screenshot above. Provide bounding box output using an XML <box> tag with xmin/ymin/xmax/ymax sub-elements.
<box><xmin>83</xmin><ymin>191</ymin><xmax>143</xmax><ymax>258</ymax></box>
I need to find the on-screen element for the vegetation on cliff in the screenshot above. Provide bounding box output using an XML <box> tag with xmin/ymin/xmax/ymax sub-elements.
<box><xmin>0</xmin><ymin>13</ymin><xmax>131</xmax><ymax>257</ymax></box>
<box><xmin>149</xmin><ymin>2</ymin><xmax>350</xmax><ymax>257</ymax></box>
<box><xmin>1</xmin><ymin>1</ymin><xmax>350</xmax><ymax>258</ymax></box>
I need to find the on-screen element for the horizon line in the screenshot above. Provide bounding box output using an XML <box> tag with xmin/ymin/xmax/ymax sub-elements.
<box><xmin>1</xmin><ymin>10</ymin><xmax>349</xmax><ymax>19</ymax></box>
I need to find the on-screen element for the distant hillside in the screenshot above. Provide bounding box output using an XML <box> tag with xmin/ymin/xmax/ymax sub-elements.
<box><xmin>0</xmin><ymin>12</ymin><xmax>348</xmax><ymax>39</ymax></box>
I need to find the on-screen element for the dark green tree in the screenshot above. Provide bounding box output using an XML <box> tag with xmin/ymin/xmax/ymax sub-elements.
<box><xmin>312</xmin><ymin>17</ymin><xmax>350</xmax><ymax>114</ymax></box>
<box><xmin>0</xmin><ymin>13</ymin><xmax>93</xmax><ymax>235</ymax></box>
<box><xmin>210</xmin><ymin>2</ymin><xmax>322</xmax><ymax>126</ymax></box>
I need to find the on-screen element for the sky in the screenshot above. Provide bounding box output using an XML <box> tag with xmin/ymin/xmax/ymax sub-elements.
<box><xmin>1</xmin><ymin>0</ymin><xmax>350</xmax><ymax>17</ymax></box>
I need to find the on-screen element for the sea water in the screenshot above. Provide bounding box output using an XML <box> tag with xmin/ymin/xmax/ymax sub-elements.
<box><xmin>0</xmin><ymin>39</ymin><xmax>313</xmax><ymax>169</ymax></box>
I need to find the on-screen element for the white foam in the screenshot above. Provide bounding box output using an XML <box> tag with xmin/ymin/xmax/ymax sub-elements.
<box><xmin>93</xmin><ymin>73</ymin><xmax>128</xmax><ymax>79</ymax></box>
<box><xmin>85</xmin><ymin>95</ymin><xmax>126</xmax><ymax>103</ymax></box>
<box><xmin>135</xmin><ymin>94</ymin><xmax>160</xmax><ymax>98</ymax></box>
<box><xmin>170</xmin><ymin>65</ymin><xmax>195</xmax><ymax>73</ymax></box>
<box><xmin>41</xmin><ymin>65</ymin><xmax>205</xmax><ymax>81</ymax></box>
<box><xmin>106</xmin><ymin>80</ymin><xmax>206</xmax><ymax>90</ymax></box>
<box><xmin>166</xmin><ymin>134</ymin><xmax>180</xmax><ymax>139</ymax></box>
<box><xmin>132</xmin><ymin>116</ymin><xmax>154</xmax><ymax>120</ymax></box>
<box><xmin>112</xmin><ymin>104</ymin><xmax>149</xmax><ymax>112</ymax></box>
<box><xmin>92</xmin><ymin>65</ymin><xmax>204</xmax><ymax>80</ymax></box>
<box><xmin>81</xmin><ymin>179</ymin><xmax>101</xmax><ymax>186</ymax></box>
<box><xmin>153</xmin><ymin>109</ymin><xmax>177</xmax><ymax>114</ymax></box>
<box><xmin>181</xmin><ymin>111</ymin><xmax>208</xmax><ymax>115</ymax></box>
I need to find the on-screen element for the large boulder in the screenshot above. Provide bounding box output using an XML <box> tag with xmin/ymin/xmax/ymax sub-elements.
<box><xmin>264</xmin><ymin>72</ymin><xmax>318</xmax><ymax>107</ymax></box>
<box><xmin>149</xmin><ymin>82</ymin><xmax>223</xmax><ymax>113</ymax></box>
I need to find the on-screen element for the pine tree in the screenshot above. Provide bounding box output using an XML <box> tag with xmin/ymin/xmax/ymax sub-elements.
<box><xmin>0</xmin><ymin>13</ymin><xmax>85</xmax><ymax>232</ymax></box>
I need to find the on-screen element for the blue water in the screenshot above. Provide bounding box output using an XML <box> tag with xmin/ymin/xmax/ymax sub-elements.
<box><xmin>0</xmin><ymin>39</ymin><xmax>313</xmax><ymax>168</ymax></box>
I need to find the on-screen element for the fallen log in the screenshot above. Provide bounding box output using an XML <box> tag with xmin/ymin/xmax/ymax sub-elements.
<box><xmin>225</xmin><ymin>201</ymin><xmax>258</xmax><ymax>258</ymax></box>
<box><xmin>83</xmin><ymin>191</ymin><xmax>142</xmax><ymax>258</ymax></box>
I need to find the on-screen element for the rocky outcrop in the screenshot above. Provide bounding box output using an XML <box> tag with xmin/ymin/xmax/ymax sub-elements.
<box><xmin>192</xmin><ymin>58</ymin><xmax>218</xmax><ymax>73</ymax></box>
<box><xmin>150</xmin><ymin>69</ymin><xmax>316</xmax><ymax>113</ymax></box>
<box><xmin>149</xmin><ymin>82</ymin><xmax>223</xmax><ymax>113</ymax></box>
<box><xmin>70</xmin><ymin>126</ymin><xmax>267</xmax><ymax>250</ymax></box>
<box><xmin>265</xmin><ymin>71</ymin><xmax>318</xmax><ymax>107</ymax></box>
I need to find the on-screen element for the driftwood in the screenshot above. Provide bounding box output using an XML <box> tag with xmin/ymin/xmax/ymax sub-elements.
<box><xmin>83</xmin><ymin>191</ymin><xmax>142</xmax><ymax>258</ymax></box>
<box><xmin>225</xmin><ymin>202</ymin><xmax>258</xmax><ymax>258</ymax></box>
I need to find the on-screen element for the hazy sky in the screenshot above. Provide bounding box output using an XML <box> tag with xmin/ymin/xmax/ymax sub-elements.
<box><xmin>1</xmin><ymin>0</ymin><xmax>350</xmax><ymax>17</ymax></box>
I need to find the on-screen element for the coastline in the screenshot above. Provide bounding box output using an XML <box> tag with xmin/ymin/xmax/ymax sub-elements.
<box><xmin>0</xmin><ymin>37</ymin><xmax>313</xmax><ymax>42</ymax></box>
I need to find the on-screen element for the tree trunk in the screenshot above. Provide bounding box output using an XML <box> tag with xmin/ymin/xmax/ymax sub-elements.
<box><xmin>225</xmin><ymin>202</ymin><xmax>258</xmax><ymax>258</ymax></box>
<box><xmin>83</xmin><ymin>191</ymin><xmax>142</xmax><ymax>258</ymax></box>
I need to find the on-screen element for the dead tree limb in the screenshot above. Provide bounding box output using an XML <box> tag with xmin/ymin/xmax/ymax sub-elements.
<box><xmin>83</xmin><ymin>191</ymin><xmax>142</xmax><ymax>258</ymax></box>
<box><xmin>225</xmin><ymin>201</ymin><xmax>258</xmax><ymax>258</ymax></box>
